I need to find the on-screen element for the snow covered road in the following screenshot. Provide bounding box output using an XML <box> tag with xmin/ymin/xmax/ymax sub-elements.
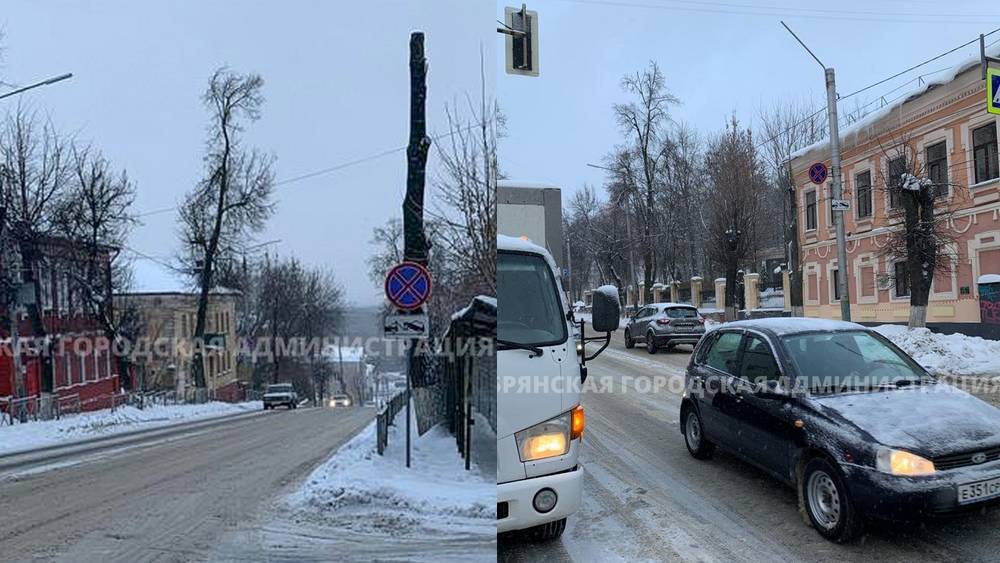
<box><xmin>0</xmin><ymin>405</ymin><xmax>373</xmax><ymax>562</ymax></box>
<box><xmin>499</xmin><ymin>330</ymin><xmax>1000</xmax><ymax>563</ymax></box>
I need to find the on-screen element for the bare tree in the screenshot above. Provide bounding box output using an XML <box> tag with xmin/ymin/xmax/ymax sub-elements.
<box><xmin>757</xmin><ymin>100</ymin><xmax>828</xmax><ymax>316</ymax></box>
<box><xmin>705</xmin><ymin>118</ymin><xmax>766</xmax><ymax>320</ymax></box>
<box><xmin>52</xmin><ymin>144</ymin><xmax>136</xmax><ymax>385</ymax></box>
<box><xmin>430</xmin><ymin>98</ymin><xmax>500</xmax><ymax>296</ymax></box>
<box><xmin>609</xmin><ymin>61</ymin><xmax>678</xmax><ymax>304</ymax></box>
<box><xmin>179</xmin><ymin>68</ymin><xmax>275</xmax><ymax>388</ymax></box>
<box><xmin>0</xmin><ymin>105</ymin><xmax>70</xmax><ymax>392</ymax></box>
<box><xmin>873</xmin><ymin>136</ymin><xmax>961</xmax><ymax>328</ymax></box>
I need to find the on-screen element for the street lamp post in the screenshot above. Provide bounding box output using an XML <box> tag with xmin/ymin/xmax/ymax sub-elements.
<box><xmin>0</xmin><ymin>73</ymin><xmax>73</xmax><ymax>101</ymax></box>
<box><xmin>781</xmin><ymin>22</ymin><xmax>851</xmax><ymax>321</ymax></box>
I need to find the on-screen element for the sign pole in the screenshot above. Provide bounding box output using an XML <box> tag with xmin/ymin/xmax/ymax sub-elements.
<box><xmin>402</xmin><ymin>32</ymin><xmax>431</xmax><ymax>469</ymax></box>
<box><xmin>825</xmin><ymin>68</ymin><xmax>852</xmax><ymax>321</ymax></box>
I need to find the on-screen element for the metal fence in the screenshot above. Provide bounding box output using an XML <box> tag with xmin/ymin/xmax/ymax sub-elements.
<box><xmin>376</xmin><ymin>389</ymin><xmax>409</xmax><ymax>455</ymax></box>
<box><xmin>0</xmin><ymin>386</ymin><xmax>262</xmax><ymax>426</ymax></box>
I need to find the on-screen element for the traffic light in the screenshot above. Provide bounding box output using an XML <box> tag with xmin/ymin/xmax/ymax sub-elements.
<box><xmin>502</xmin><ymin>5</ymin><xmax>538</xmax><ymax>77</ymax></box>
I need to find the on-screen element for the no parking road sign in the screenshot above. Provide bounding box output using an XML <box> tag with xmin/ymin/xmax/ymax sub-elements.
<box><xmin>384</xmin><ymin>261</ymin><xmax>433</xmax><ymax>311</ymax></box>
<box><xmin>808</xmin><ymin>162</ymin><xmax>828</xmax><ymax>185</ymax></box>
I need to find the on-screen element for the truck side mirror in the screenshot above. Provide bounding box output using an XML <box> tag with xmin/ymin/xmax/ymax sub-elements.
<box><xmin>591</xmin><ymin>285</ymin><xmax>621</xmax><ymax>333</ymax></box>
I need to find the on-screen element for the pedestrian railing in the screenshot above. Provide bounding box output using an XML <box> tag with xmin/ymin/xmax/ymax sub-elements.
<box><xmin>376</xmin><ymin>389</ymin><xmax>409</xmax><ymax>455</ymax></box>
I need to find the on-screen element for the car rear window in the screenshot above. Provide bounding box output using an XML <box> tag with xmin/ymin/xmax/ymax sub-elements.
<box><xmin>268</xmin><ymin>384</ymin><xmax>293</xmax><ymax>393</ymax></box>
<box><xmin>665</xmin><ymin>307</ymin><xmax>698</xmax><ymax>319</ymax></box>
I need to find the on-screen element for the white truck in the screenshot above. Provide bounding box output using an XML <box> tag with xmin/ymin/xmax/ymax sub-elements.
<box><xmin>497</xmin><ymin>182</ymin><xmax>619</xmax><ymax>540</ymax></box>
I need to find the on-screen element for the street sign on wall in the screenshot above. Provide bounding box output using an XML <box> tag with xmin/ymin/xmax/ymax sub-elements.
<box><xmin>988</xmin><ymin>67</ymin><xmax>1000</xmax><ymax>115</ymax></box>
<box><xmin>384</xmin><ymin>261</ymin><xmax>433</xmax><ymax>311</ymax></box>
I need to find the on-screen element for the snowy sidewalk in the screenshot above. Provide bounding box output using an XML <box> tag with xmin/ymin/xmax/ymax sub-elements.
<box><xmin>270</xmin><ymin>405</ymin><xmax>495</xmax><ymax>560</ymax></box>
<box><xmin>0</xmin><ymin>400</ymin><xmax>263</xmax><ymax>457</ymax></box>
<box><xmin>873</xmin><ymin>325</ymin><xmax>1000</xmax><ymax>379</ymax></box>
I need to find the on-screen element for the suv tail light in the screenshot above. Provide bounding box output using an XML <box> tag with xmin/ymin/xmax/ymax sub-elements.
<box><xmin>656</xmin><ymin>318</ymin><xmax>671</xmax><ymax>325</ymax></box>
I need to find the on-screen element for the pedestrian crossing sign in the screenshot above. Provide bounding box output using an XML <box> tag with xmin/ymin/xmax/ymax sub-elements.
<box><xmin>989</xmin><ymin>67</ymin><xmax>1000</xmax><ymax>115</ymax></box>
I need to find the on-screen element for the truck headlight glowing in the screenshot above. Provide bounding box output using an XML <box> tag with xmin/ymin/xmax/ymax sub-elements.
<box><xmin>515</xmin><ymin>411</ymin><xmax>575</xmax><ymax>462</ymax></box>
<box><xmin>876</xmin><ymin>447</ymin><xmax>936</xmax><ymax>476</ymax></box>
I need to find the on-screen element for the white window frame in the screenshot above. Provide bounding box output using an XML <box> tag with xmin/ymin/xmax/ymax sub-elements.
<box><xmin>803</xmin><ymin>187</ymin><xmax>818</xmax><ymax>233</ymax></box>
<box><xmin>853</xmin><ymin>253</ymin><xmax>878</xmax><ymax>304</ymax></box>
<box><xmin>915</xmin><ymin>128</ymin><xmax>954</xmax><ymax>201</ymax></box>
<box><xmin>889</xmin><ymin>259</ymin><xmax>911</xmax><ymax>302</ymax></box>
<box><xmin>968</xmin><ymin>230</ymin><xmax>1000</xmax><ymax>297</ymax></box>
<box><xmin>960</xmin><ymin>114</ymin><xmax>1000</xmax><ymax>189</ymax></box>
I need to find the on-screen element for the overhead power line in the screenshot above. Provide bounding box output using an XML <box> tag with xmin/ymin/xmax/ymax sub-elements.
<box><xmin>755</xmin><ymin>29</ymin><xmax>1000</xmax><ymax>151</ymax></box>
<box><xmin>132</xmin><ymin>121</ymin><xmax>484</xmax><ymax>220</ymax></box>
<box><xmin>557</xmin><ymin>0</ymin><xmax>994</xmax><ymax>25</ymax></box>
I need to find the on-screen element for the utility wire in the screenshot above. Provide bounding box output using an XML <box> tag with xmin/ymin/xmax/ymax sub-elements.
<box><xmin>839</xmin><ymin>26</ymin><xmax>1000</xmax><ymax>101</ymax></box>
<box><xmin>133</xmin><ymin>121</ymin><xmax>485</xmax><ymax>220</ymax></box>
<box><xmin>756</xmin><ymin>31</ymin><xmax>1000</xmax><ymax>151</ymax></box>
<box><xmin>557</xmin><ymin>0</ymin><xmax>994</xmax><ymax>25</ymax></box>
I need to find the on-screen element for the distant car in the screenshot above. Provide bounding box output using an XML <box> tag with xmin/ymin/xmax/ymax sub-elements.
<box><xmin>329</xmin><ymin>394</ymin><xmax>351</xmax><ymax>407</ymax></box>
<box><xmin>623</xmin><ymin>302</ymin><xmax>706</xmax><ymax>353</ymax></box>
<box><xmin>263</xmin><ymin>383</ymin><xmax>298</xmax><ymax>410</ymax></box>
<box><xmin>680</xmin><ymin>318</ymin><xmax>1000</xmax><ymax>543</ymax></box>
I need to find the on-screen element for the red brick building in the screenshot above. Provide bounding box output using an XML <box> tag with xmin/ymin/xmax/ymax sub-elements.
<box><xmin>0</xmin><ymin>240</ymin><xmax>120</xmax><ymax>412</ymax></box>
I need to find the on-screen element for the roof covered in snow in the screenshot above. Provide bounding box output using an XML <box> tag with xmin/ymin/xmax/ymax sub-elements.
<box><xmin>724</xmin><ymin>317</ymin><xmax>865</xmax><ymax>336</ymax></box>
<box><xmin>789</xmin><ymin>44</ymin><xmax>1000</xmax><ymax>167</ymax></box>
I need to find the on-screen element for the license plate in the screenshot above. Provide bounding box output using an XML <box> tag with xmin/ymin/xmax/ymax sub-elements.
<box><xmin>957</xmin><ymin>476</ymin><xmax>1000</xmax><ymax>505</ymax></box>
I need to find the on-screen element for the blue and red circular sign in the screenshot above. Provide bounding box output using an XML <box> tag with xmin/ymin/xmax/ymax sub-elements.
<box><xmin>808</xmin><ymin>162</ymin><xmax>828</xmax><ymax>185</ymax></box>
<box><xmin>385</xmin><ymin>261</ymin><xmax>433</xmax><ymax>311</ymax></box>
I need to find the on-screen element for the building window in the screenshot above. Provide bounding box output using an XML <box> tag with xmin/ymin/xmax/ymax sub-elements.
<box><xmin>973</xmin><ymin>122</ymin><xmax>999</xmax><ymax>184</ymax></box>
<box><xmin>925</xmin><ymin>141</ymin><xmax>949</xmax><ymax>198</ymax></box>
<box><xmin>805</xmin><ymin>190</ymin><xmax>817</xmax><ymax>231</ymax></box>
<box><xmin>832</xmin><ymin>269</ymin><xmax>841</xmax><ymax>301</ymax></box>
<box><xmin>855</xmin><ymin>171</ymin><xmax>872</xmax><ymax>218</ymax></box>
<box><xmin>888</xmin><ymin>156</ymin><xmax>906</xmax><ymax>209</ymax></box>
<box><xmin>893</xmin><ymin>261</ymin><xmax>910</xmax><ymax>298</ymax></box>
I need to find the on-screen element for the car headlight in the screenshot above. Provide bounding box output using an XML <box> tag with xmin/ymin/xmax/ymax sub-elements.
<box><xmin>515</xmin><ymin>406</ymin><xmax>585</xmax><ymax>462</ymax></box>
<box><xmin>876</xmin><ymin>447</ymin><xmax>936</xmax><ymax>476</ymax></box>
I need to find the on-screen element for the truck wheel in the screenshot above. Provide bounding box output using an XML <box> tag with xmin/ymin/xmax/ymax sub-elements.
<box><xmin>646</xmin><ymin>331</ymin><xmax>657</xmax><ymax>354</ymax></box>
<box><xmin>624</xmin><ymin>329</ymin><xmax>635</xmax><ymax>349</ymax></box>
<box><xmin>802</xmin><ymin>457</ymin><xmax>863</xmax><ymax>543</ymax></box>
<box><xmin>528</xmin><ymin>518</ymin><xmax>566</xmax><ymax>541</ymax></box>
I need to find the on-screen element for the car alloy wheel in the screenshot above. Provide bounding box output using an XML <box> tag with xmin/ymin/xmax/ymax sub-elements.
<box><xmin>624</xmin><ymin>329</ymin><xmax>634</xmax><ymax>349</ymax></box>
<box><xmin>646</xmin><ymin>331</ymin><xmax>657</xmax><ymax>354</ymax></box>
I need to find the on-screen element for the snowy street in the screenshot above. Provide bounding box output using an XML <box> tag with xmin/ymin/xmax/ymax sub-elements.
<box><xmin>0</xmin><ymin>405</ymin><xmax>373</xmax><ymax>562</ymax></box>
<box><xmin>499</xmin><ymin>329</ymin><xmax>1000</xmax><ymax>563</ymax></box>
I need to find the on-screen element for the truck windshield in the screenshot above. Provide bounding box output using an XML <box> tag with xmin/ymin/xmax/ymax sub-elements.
<box><xmin>498</xmin><ymin>251</ymin><xmax>567</xmax><ymax>347</ymax></box>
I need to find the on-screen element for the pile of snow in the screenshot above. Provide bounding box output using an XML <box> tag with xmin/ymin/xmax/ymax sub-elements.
<box><xmin>285</xmin><ymin>407</ymin><xmax>493</xmax><ymax>538</ymax></box>
<box><xmin>0</xmin><ymin>400</ymin><xmax>262</xmax><ymax>456</ymax></box>
<box><xmin>874</xmin><ymin>325</ymin><xmax>1000</xmax><ymax>378</ymax></box>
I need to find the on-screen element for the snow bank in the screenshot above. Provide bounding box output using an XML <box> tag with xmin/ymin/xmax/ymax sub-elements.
<box><xmin>286</xmin><ymin>407</ymin><xmax>493</xmax><ymax>538</ymax></box>
<box><xmin>0</xmin><ymin>401</ymin><xmax>262</xmax><ymax>456</ymax></box>
<box><xmin>874</xmin><ymin>325</ymin><xmax>1000</xmax><ymax>379</ymax></box>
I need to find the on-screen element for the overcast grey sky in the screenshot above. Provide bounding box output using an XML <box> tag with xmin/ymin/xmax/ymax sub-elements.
<box><xmin>1</xmin><ymin>0</ymin><xmax>493</xmax><ymax>306</ymax></box>
<box><xmin>498</xmin><ymin>0</ymin><xmax>999</xmax><ymax>201</ymax></box>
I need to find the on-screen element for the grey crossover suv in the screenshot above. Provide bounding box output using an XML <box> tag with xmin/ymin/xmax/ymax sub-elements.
<box><xmin>624</xmin><ymin>303</ymin><xmax>706</xmax><ymax>353</ymax></box>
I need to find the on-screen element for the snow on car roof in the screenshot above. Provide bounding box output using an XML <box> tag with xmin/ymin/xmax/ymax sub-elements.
<box><xmin>724</xmin><ymin>317</ymin><xmax>866</xmax><ymax>336</ymax></box>
<box><xmin>647</xmin><ymin>302</ymin><xmax>697</xmax><ymax>309</ymax></box>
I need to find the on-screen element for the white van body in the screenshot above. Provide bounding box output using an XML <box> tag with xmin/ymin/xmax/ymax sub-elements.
<box><xmin>497</xmin><ymin>234</ymin><xmax>583</xmax><ymax>537</ymax></box>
